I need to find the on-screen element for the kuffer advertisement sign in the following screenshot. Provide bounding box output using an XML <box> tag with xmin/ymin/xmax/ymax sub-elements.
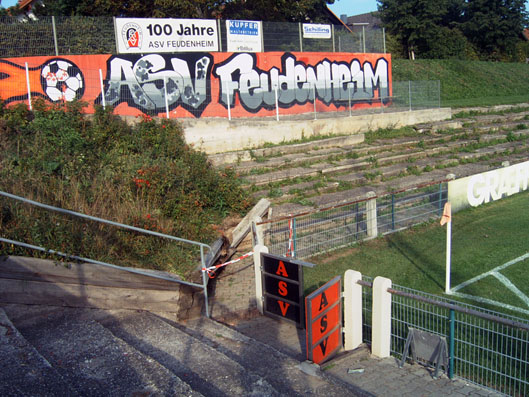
<box><xmin>226</xmin><ymin>20</ymin><xmax>263</xmax><ymax>52</ymax></box>
<box><xmin>116</xmin><ymin>18</ymin><xmax>219</xmax><ymax>53</ymax></box>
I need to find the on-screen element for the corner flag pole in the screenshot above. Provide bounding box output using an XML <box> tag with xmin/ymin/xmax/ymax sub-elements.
<box><xmin>441</xmin><ymin>202</ymin><xmax>452</xmax><ymax>294</ymax></box>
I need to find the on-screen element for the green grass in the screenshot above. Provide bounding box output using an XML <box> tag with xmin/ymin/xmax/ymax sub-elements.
<box><xmin>392</xmin><ymin>59</ymin><xmax>529</xmax><ymax>108</ymax></box>
<box><xmin>306</xmin><ymin>190</ymin><xmax>529</xmax><ymax>317</ymax></box>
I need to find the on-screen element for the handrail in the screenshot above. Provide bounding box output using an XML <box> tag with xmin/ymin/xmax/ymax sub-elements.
<box><xmin>357</xmin><ymin>279</ymin><xmax>529</xmax><ymax>332</ymax></box>
<box><xmin>0</xmin><ymin>190</ymin><xmax>213</xmax><ymax>317</ymax></box>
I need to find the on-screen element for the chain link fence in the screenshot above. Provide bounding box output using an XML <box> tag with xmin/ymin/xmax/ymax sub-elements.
<box><xmin>361</xmin><ymin>278</ymin><xmax>529</xmax><ymax>396</ymax></box>
<box><xmin>0</xmin><ymin>16</ymin><xmax>385</xmax><ymax>57</ymax></box>
<box><xmin>260</xmin><ymin>179</ymin><xmax>448</xmax><ymax>259</ymax></box>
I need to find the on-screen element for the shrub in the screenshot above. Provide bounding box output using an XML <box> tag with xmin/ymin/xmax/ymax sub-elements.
<box><xmin>0</xmin><ymin>100</ymin><xmax>252</xmax><ymax>278</ymax></box>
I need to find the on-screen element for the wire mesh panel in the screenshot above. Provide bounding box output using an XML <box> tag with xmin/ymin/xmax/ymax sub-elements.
<box><xmin>0</xmin><ymin>16</ymin><xmax>55</xmax><ymax>57</ymax></box>
<box><xmin>263</xmin><ymin>201</ymin><xmax>368</xmax><ymax>259</ymax></box>
<box><xmin>389</xmin><ymin>284</ymin><xmax>529</xmax><ymax>396</ymax></box>
<box><xmin>54</xmin><ymin>16</ymin><xmax>116</xmax><ymax>55</ymax></box>
<box><xmin>377</xmin><ymin>182</ymin><xmax>447</xmax><ymax>235</ymax></box>
<box><xmin>261</xmin><ymin>21</ymin><xmax>301</xmax><ymax>52</ymax></box>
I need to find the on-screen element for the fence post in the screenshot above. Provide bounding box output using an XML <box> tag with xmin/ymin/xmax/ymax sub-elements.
<box><xmin>275</xmin><ymin>86</ymin><xmax>279</xmax><ymax>121</ymax></box>
<box><xmin>313</xmin><ymin>84</ymin><xmax>317</xmax><ymax>120</ymax></box>
<box><xmin>332</xmin><ymin>24</ymin><xmax>335</xmax><ymax>52</ymax></box>
<box><xmin>292</xmin><ymin>217</ymin><xmax>297</xmax><ymax>258</ymax></box>
<box><xmin>449</xmin><ymin>309</ymin><xmax>455</xmax><ymax>379</ymax></box>
<box><xmin>372</xmin><ymin>276</ymin><xmax>392</xmax><ymax>358</ymax></box>
<box><xmin>344</xmin><ymin>270</ymin><xmax>363</xmax><ymax>350</ymax></box>
<box><xmin>164</xmin><ymin>76</ymin><xmax>169</xmax><ymax>119</ymax></box>
<box><xmin>99</xmin><ymin>69</ymin><xmax>106</xmax><ymax>109</ymax></box>
<box><xmin>408</xmin><ymin>81</ymin><xmax>412</xmax><ymax>111</ymax></box>
<box><xmin>348</xmin><ymin>85</ymin><xmax>352</xmax><ymax>117</ymax></box>
<box><xmin>299</xmin><ymin>23</ymin><xmax>303</xmax><ymax>52</ymax></box>
<box><xmin>200</xmin><ymin>245</ymin><xmax>210</xmax><ymax>318</ymax></box>
<box><xmin>226</xmin><ymin>85</ymin><xmax>232</xmax><ymax>121</ymax></box>
<box><xmin>366</xmin><ymin>191</ymin><xmax>378</xmax><ymax>239</ymax></box>
<box><xmin>52</xmin><ymin>16</ymin><xmax>59</xmax><ymax>56</ymax></box>
<box><xmin>383</xmin><ymin>27</ymin><xmax>386</xmax><ymax>53</ymax></box>
<box><xmin>391</xmin><ymin>193</ymin><xmax>395</xmax><ymax>230</ymax></box>
<box><xmin>25</xmin><ymin>62</ymin><xmax>32</xmax><ymax>111</ymax></box>
<box><xmin>217</xmin><ymin>19</ymin><xmax>223</xmax><ymax>52</ymax></box>
<box><xmin>253</xmin><ymin>244</ymin><xmax>269</xmax><ymax>314</ymax></box>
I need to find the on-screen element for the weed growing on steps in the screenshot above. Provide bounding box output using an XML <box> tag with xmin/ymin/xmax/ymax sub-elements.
<box><xmin>0</xmin><ymin>100</ymin><xmax>252</xmax><ymax>278</ymax></box>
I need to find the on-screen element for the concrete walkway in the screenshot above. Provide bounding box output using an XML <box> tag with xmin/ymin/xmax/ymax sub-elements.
<box><xmin>209</xmin><ymin>257</ymin><xmax>501</xmax><ymax>396</ymax></box>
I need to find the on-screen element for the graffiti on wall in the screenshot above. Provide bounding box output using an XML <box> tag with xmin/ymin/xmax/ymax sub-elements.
<box><xmin>0</xmin><ymin>52</ymin><xmax>391</xmax><ymax>118</ymax></box>
<box><xmin>214</xmin><ymin>52</ymin><xmax>389</xmax><ymax>112</ymax></box>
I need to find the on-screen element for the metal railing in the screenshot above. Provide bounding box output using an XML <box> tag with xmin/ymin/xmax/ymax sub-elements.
<box><xmin>0</xmin><ymin>16</ymin><xmax>385</xmax><ymax>57</ymax></box>
<box><xmin>260</xmin><ymin>179</ymin><xmax>448</xmax><ymax>259</ymax></box>
<box><xmin>0</xmin><ymin>190</ymin><xmax>214</xmax><ymax>317</ymax></box>
<box><xmin>360</xmin><ymin>277</ymin><xmax>529</xmax><ymax>396</ymax></box>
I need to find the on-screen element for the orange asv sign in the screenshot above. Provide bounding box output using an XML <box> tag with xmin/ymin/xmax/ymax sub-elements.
<box><xmin>305</xmin><ymin>276</ymin><xmax>342</xmax><ymax>364</ymax></box>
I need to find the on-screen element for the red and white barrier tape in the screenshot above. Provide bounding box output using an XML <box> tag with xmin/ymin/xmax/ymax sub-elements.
<box><xmin>202</xmin><ymin>251</ymin><xmax>254</xmax><ymax>278</ymax></box>
<box><xmin>286</xmin><ymin>216</ymin><xmax>294</xmax><ymax>257</ymax></box>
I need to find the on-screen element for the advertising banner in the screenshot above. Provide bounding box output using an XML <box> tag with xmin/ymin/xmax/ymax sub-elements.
<box><xmin>448</xmin><ymin>161</ymin><xmax>529</xmax><ymax>212</ymax></box>
<box><xmin>115</xmin><ymin>18</ymin><xmax>219</xmax><ymax>53</ymax></box>
<box><xmin>0</xmin><ymin>51</ymin><xmax>391</xmax><ymax>119</ymax></box>
<box><xmin>226</xmin><ymin>20</ymin><xmax>262</xmax><ymax>52</ymax></box>
<box><xmin>302</xmin><ymin>23</ymin><xmax>332</xmax><ymax>39</ymax></box>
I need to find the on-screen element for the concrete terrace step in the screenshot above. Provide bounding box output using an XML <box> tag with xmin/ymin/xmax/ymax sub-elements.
<box><xmin>174</xmin><ymin>316</ymin><xmax>365</xmax><ymax>396</ymax></box>
<box><xmin>2</xmin><ymin>305</ymin><xmax>200</xmax><ymax>397</ymax></box>
<box><xmin>0</xmin><ymin>308</ymin><xmax>76</xmax><ymax>397</ymax></box>
<box><xmin>95</xmin><ymin>309</ymin><xmax>281</xmax><ymax>397</ymax></box>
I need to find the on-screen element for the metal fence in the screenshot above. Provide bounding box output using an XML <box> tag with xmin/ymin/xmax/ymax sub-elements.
<box><xmin>0</xmin><ymin>190</ymin><xmax>214</xmax><ymax>317</ymax></box>
<box><xmin>260</xmin><ymin>179</ymin><xmax>448</xmax><ymax>259</ymax></box>
<box><xmin>0</xmin><ymin>16</ymin><xmax>385</xmax><ymax>57</ymax></box>
<box><xmin>361</xmin><ymin>277</ymin><xmax>529</xmax><ymax>396</ymax></box>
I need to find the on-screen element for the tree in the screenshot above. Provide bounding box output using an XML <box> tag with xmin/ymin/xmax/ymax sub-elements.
<box><xmin>33</xmin><ymin>0</ymin><xmax>335</xmax><ymax>22</ymax></box>
<box><xmin>461</xmin><ymin>0</ymin><xmax>528</xmax><ymax>60</ymax></box>
<box><xmin>378</xmin><ymin>0</ymin><xmax>467</xmax><ymax>59</ymax></box>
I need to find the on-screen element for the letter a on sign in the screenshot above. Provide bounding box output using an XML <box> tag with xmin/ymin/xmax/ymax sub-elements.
<box><xmin>276</xmin><ymin>260</ymin><xmax>289</xmax><ymax>277</ymax></box>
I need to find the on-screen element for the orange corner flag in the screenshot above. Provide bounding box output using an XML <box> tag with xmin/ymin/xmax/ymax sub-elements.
<box><xmin>440</xmin><ymin>202</ymin><xmax>451</xmax><ymax>226</ymax></box>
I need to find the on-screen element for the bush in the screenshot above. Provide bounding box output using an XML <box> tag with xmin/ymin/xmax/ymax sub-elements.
<box><xmin>0</xmin><ymin>100</ymin><xmax>252</xmax><ymax>278</ymax></box>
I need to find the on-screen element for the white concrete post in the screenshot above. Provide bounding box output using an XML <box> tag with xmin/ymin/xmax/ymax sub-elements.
<box><xmin>344</xmin><ymin>270</ymin><xmax>363</xmax><ymax>351</ymax></box>
<box><xmin>99</xmin><ymin>69</ymin><xmax>106</xmax><ymax>109</ymax></box>
<box><xmin>25</xmin><ymin>62</ymin><xmax>32</xmax><ymax>111</ymax></box>
<box><xmin>366</xmin><ymin>191</ymin><xmax>378</xmax><ymax>239</ymax></box>
<box><xmin>253</xmin><ymin>244</ymin><xmax>269</xmax><ymax>314</ymax></box>
<box><xmin>251</xmin><ymin>216</ymin><xmax>264</xmax><ymax>247</ymax></box>
<box><xmin>372</xmin><ymin>276</ymin><xmax>392</xmax><ymax>358</ymax></box>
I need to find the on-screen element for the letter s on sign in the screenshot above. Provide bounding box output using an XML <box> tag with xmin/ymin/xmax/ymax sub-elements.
<box><xmin>278</xmin><ymin>281</ymin><xmax>288</xmax><ymax>296</ymax></box>
<box><xmin>467</xmin><ymin>174</ymin><xmax>486</xmax><ymax>207</ymax></box>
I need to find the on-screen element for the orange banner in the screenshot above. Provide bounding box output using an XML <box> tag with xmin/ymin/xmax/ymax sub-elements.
<box><xmin>0</xmin><ymin>52</ymin><xmax>392</xmax><ymax>119</ymax></box>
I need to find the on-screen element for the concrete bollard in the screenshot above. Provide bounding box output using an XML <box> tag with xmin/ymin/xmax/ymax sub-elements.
<box><xmin>372</xmin><ymin>276</ymin><xmax>392</xmax><ymax>358</ymax></box>
<box><xmin>253</xmin><ymin>244</ymin><xmax>269</xmax><ymax>314</ymax></box>
<box><xmin>344</xmin><ymin>269</ymin><xmax>363</xmax><ymax>350</ymax></box>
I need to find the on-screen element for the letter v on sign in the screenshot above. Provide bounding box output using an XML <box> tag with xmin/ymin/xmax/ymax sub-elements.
<box><xmin>277</xmin><ymin>300</ymin><xmax>290</xmax><ymax>316</ymax></box>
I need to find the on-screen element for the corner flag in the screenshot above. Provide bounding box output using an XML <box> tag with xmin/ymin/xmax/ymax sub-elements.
<box><xmin>440</xmin><ymin>202</ymin><xmax>451</xmax><ymax>226</ymax></box>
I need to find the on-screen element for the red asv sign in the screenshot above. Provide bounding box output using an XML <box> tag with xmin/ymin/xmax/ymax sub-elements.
<box><xmin>305</xmin><ymin>276</ymin><xmax>342</xmax><ymax>364</ymax></box>
<box><xmin>261</xmin><ymin>253</ymin><xmax>314</xmax><ymax>328</ymax></box>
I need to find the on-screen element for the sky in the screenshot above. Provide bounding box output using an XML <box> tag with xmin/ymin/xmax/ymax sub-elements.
<box><xmin>328</xmin><ymin>0</ymin><xmax>529</xmax><ymax>18</ymax></box>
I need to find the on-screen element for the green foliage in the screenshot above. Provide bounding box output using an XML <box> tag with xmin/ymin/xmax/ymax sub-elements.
<box><xmin>379</xmin><ymin>0</ymin><xmax>528</xmax><ymax>60</ymax></box>
<box><xmin>0</xmin><ymin>100</ymin><xmax>252</xmax><ymax>277</ymax></box>
<box><xmin>35</xmin><ymin>0</ymin><xmax>335</xmax><ymax>22</ymax></box>
<box><xmin>392</xmin><ymin>59</ymin><xmax>529</xmax><ymax>107</ymax></box>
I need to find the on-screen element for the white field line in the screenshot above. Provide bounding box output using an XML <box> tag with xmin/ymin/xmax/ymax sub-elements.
<box><xmin>491</xmin><ymin>272</ymin><xmax>529</xmax><ymax>308</ymax></box>
<box><xmin>451</xmin><ymin>251</ymin><xmax>529</xmax><ymax>293</ymax></box>
<box><xmin>450</xmin><ymin>291</ymin><xmax>529</xmax><ymax>317</ymax></box>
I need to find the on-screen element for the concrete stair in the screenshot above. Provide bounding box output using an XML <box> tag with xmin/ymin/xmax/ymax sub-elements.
<box><xmin>214</xmin><ymin>107</ymin><xmax>529</xmax><ymax>217</ymax></box>
<box><xmin>0</xmin><ymin>304</ymin><xmax>362</xmax><ymax>396</ymax></box>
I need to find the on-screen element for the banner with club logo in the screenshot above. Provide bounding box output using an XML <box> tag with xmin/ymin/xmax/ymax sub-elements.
<box><xmin>115</xmin><ymin>18</ymin><xmax>219</xmax><ymax>53</ymax></box>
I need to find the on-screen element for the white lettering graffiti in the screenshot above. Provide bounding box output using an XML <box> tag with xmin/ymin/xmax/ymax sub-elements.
<box><xmin>213</xmin><ymin>53</ymin><xmax>389</xmax><ymax>112</ymax></box>
<box><xmin>467</xmin><ymin>161</ymin><xmax>529</xmax><ymax>207</ymax></box>
<box><xmin>102</xmin><ymin>53</ymin><xmax>211</xmax><ymax>116</ymax></box>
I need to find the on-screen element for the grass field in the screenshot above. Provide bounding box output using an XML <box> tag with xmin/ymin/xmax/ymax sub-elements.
<box><xmin>306</xmin><ymin>190</ymin><xmax>529</xmax><ymax>318</ymax></box>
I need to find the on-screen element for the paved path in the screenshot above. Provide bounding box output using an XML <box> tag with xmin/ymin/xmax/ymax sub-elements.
<box><xmin>209</xmin><ymin>257</ymin><xmax>501</xmax><ymax>396</ymax></box>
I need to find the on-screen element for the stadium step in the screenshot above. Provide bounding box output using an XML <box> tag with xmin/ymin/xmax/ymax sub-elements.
<box><xmin>0</xmin><ymin>304</ymin><xmax>365</xmax><ymax>396</ymax></box>
<box><xmin>214</xmin><ymin>107</ymin><xmax>529</xmax><ymax>216</ymax></box>
<box><xmin>1</xmin><ymin>305</ymin><xmax>201</xmax><ymax>396</ymax></box>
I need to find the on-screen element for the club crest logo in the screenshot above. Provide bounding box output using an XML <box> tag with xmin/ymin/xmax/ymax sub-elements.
<box><xmin>122</xmin><ymin>23</ymin><xmax>142</xmax><ymax>50</ymax></box>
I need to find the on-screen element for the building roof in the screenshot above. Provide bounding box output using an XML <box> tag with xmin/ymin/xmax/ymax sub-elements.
<box><xmin>345</xmin><ymin>12</ymin><xmax>382</xmax><ymax>30</ymax></box>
